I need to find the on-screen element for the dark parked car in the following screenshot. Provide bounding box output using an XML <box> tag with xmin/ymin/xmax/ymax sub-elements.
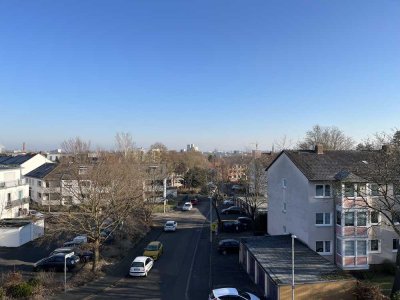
<box><xmin>236</xmin><ymin>217</ymin><xmax>253</xmax><ymax>230</ymax></box>
<box><xmin>33</xmin><ymin>253</ymin><xmax>79</xmax><ymax>272</ymax></box>
<box><xmin>191</xmin><ymin>197</ymin><xmax>199</xmax><ymax>205</ymax></box>
<box><xmin>221</xmin><ymin>206</ymin><xmax>244</xmax><ymax>215</ymax></box>
<box><xmin>220</xmin><ymin>220</ymin><xmax>244</xmax><ymax>233</ymax></box>
<box><xmin>50</xmin><ymin>247</ymin><xmax>93</xmax><ymax>263</ymax></box>
<box><xmin>217</xmin><ymin>239</ymin><xmax>240</xmax><ymax>254</ymax></box>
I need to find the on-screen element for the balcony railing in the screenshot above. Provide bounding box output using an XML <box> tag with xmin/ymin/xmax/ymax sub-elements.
<box><xmin>0</xmin><ymin>178</ymin><xmax>27</xmax><ymax>189</ymax></box>
<box><xmin>4</xmin><ymin>197</ymin><xmax>30</xmax><ymax>209</ymax></box>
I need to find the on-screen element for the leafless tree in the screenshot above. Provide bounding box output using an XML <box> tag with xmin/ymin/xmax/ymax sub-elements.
<box><xmin>61</xmin><ymin>137</ymin><xmax>91</xmax><ymax>155</ymax></box>
<box><xmin>115</xmin><ymin>132</ymin><xmax>135</xmax><ymax>157</ymax></box>
<box><xmin>46</xmin><ymin>141</ymin><xmax>146</xmax><ymax>272</ymax></box>
<box><xmin>273</xmin><ymin>135</ymin><xmax>293</xmax><ymax>151</ymax></box>
<box><xmin>298</xmin><ymin>125</ymin><xmax>354</xmax><ymax>150</ymax></box>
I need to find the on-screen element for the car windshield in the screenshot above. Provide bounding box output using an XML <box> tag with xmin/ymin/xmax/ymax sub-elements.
<box><xmin>145</xmin><ymin>245</ymin><xmax>158</xmax><ymax>251</ymax></box>
<box><xmin>131</xmin><ymin>262</ymin><xmax>144</xmax><ymax>268</ymax></box>
<box><xmin>166</xmin><ymin>222</ymin><xmax>174</xmax><ymax>225</ymax></box>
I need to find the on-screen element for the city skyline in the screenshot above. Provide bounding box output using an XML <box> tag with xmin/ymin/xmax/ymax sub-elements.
<box><xmin>1</xmin><ymin>1</ymin><xmax>399</xmax><ymax>151</ymax></box>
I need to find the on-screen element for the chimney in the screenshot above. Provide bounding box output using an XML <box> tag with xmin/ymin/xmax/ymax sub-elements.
<box><xmin>22</xmin><ymin>142</ymin><xmax>26</xmax><ymax>152</ymax></box>
<box><xmin>315</xmin><ymin>144</ymin><xmax>324</xmax><ymax>154</ymax></box>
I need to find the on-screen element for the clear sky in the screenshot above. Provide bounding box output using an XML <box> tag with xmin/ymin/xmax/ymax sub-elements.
<box><xmin>1</xmin><ymin>0</ymin><xmax>399</xmax><ymax>152</ymax></box>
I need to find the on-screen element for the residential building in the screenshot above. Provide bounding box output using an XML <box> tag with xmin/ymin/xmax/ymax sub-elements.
<box><xmin>0</xmin><ymin>153</ymin><xmax>52</xmax><ymax>175</ymax></box>
<box><xmin>0</xmin><ymin>165</ymin><xmax>29</xmax><ymax>219</ymax></box>
<box><xmin>240</xmin><ymin>235</ymin><xmax>356</xmax><ymax>300</ymax></box>
<box><xmin>266</xmin><ymin>145</ymin><xmax>399</xmax><ymax>270</ymax></box>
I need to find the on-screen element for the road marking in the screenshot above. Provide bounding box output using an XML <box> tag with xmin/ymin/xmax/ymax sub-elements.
<box><xmin>184</xmin><ymin>210</ymin><xmax>210</xmax><ymax>300</ymax></box>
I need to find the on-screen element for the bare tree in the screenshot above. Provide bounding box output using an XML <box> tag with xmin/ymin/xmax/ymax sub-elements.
<box><xmin>115</xmin><ymin>132</ymin><xmax>135</xmax><ymax>157</ymax></box>
<box><xmin>273</xmin><ymin>135</ymin><xmax>293</xmax><ymax>151</ymax></box>
<box><xmin>298</xmin><ymin>125</ymin><xmax>354</xmax><ymax>150</ymax></box>
<box><xmin>46</xmin><ymin>142</ymin><xmax>145</xmax><ymax>272</ymax></box>
<box><xmin>61</xmin><ymin>137</ymin><xmax>91</xmax><ymax>155</ymax></box>
<box><xmin>347</xmin><ymin>133</ymin><xmax>400</xmax><ymax>297</ymax></box>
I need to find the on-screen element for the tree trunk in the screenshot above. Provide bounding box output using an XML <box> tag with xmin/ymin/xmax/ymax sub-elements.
<box><xmin>91</xmin><ymin>240</ymin><xmax>100</xmax><ymax>272</ymax></box>
<box><xmin>391</xmin><ymin>241</ymin><xmax>400</xmax><ymax>297</ymax></box>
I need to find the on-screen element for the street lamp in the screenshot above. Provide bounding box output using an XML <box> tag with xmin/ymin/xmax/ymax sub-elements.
<box><xmin>64</xmin><ymin>252</ymin><xmax>74</xmax><ymax>293</ymax></box>
<box><xmin>291</xmin><ymin>234</ymin><xmax>297</xmax><ymax>300</ymax></box>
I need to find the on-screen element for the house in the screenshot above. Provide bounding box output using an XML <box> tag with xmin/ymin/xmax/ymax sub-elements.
<box><xmin>266</xmin><ymin>145</ymin><xmax>399</xmax><ymax>270</ymax></box>
<box><xmin>240</xmin><ymin>235</ymin><xmax>356</xmax><ymax>300</ymax></box>
<box><xmin>0</xmin><ymin>218</ymin><xmax>44</xmax><ymax>247</ymax></box>
<box><xmin>0</xmin><ymin>153</ymin><xmax>52</xmax><ymax>175</ymax></box>
<box><xmin>0</xmin><ymin>165</ymin><xmax>29</xmax><ymax>219</ymax></box>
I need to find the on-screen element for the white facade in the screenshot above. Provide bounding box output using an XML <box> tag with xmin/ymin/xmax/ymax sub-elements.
<box><xmin>267</xmin><ymin>152</ymin><xmax>398</xmax><ymax>270</ymax></box>
<box><xmin>20</xmin><ymin>154</ymin><xmax>52</xmax><ymax>175</ymax></box>
<box><xmin>0</xmin><ymin>219</ymin><xmax>44</xmax><ymax>247</ymax></box>
<box><xmin>0</xmin><ymin>167</ymin><xmax>29</xmax><ymax>219</ymax></box>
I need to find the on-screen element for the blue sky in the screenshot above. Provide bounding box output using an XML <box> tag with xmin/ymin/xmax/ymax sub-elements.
<box><xmin>1</xmin><ymin>1</ymin><xmax>399</xmax><ymax>151</ymax></box>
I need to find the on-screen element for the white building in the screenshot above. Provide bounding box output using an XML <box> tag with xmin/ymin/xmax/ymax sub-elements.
<box><xmin>0</xmin><ymin>166</ymin><xmax>29</xmax><ymax>219</ymax></box>
<box><xmin>267</xmin><ymin>145</ymin><xmax>399</xmax><ymax>270</ymax></box>
<box><xmin>0</xmin><ymin>153</ymin><xmax>52</xmax><ymax>175</ymax></box>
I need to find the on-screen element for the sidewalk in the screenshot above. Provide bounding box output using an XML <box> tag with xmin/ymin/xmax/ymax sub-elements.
<box><xmin>54</xmin><ymin>223</ymin><xmax>165</xmax><ymax>299</ymax></box>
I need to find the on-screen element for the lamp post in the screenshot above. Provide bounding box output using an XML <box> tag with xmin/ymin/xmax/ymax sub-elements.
<box><xmin>64</xmin><ymin>252</ymin><xmax>74</xmax><ymax>293</ymax></box>
<box><xmin>291</xmin><ymin>234</ymin><xmax>297</xmax><ymax>300</ymax></box>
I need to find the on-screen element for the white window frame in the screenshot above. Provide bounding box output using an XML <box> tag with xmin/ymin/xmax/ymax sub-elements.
<box><xmin>315</xmin><ymin>213</ymin><xmax>332</xmax><ymax>226</ymax></box>
<box><xmin>315</xmin><ymin>184</ymin><xmax>331</xmax><ymax>198</ymax></box>
<box><xmin>369</xmin><ymin>239</ymin><xmax>381</xmax><ymax>253</ymax></box>
<box><xmin>316</xmin><ymin>240</ymin><xmax>332</xmax><ymax>255</ymax></box>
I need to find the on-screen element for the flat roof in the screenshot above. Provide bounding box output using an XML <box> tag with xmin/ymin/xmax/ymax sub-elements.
<box><xmin>241</xmin><ymin>235</ymin><xmax>351</xmax><ymax>285</ymax></box>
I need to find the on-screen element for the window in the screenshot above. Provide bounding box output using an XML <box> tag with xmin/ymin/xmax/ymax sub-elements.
<box><xmin>7</xmin><ymin>193</ymin><xmax>11</xmax><ymax>206</ymax></box>
<box><xmin>344</xmin><ymin>240</ymin><xmax>355</xmax><ymax>256</ymax></box>
<box><xmin>315</xmin><ymin>213</ymin><xmax>331</xmax><ymax>226</ymax></box>
<box><xmin>38</xmin><ymin>192</ymin><xmax>42</xmax><ymax>199</ymax></box>
<box><xmin>370</xmin><ymin>211</ymin><xmax>380</xmax><ymax>225</ymax></box>
<box><xmin>283</xmin><ymin>225</ymin><xmax>287</xmax><ymax>233</ymax></box>
<box><xmin>357</xmin><ymin>240</ymin><xmax>367</xmax><ymax>256</ymax></box>
<box><xmin>18</xmin><ymin>190</ymin><xmax>23</xmax><ymax>200</ymax></box>
<box><xmin>316</xmin><ymin>241</ymin><xmax>331</xmax><ymax>254</ymax></box>
<box><xmin>316</xmin><ymin>184</ymin><xmax>331</xmax><ymax>197</ymax></box>
<box><xmin>336</xmin><ymin>211</ymin><xmax>342</xmax><ymax>225</ymax></box>
<box><xmin>344</xmin><ymin>183</ymin><xmax>355</xmax><ymax>197</ymax></box>
<box><xmin>356</xmin><ymin>184</ymin><xmax>367</xmax><ymax>197</ymax></box>
<box><xmin>369</xmin><ymin>240</ymin><xmax>381</xmax><ymax>253</ymax></box>
<box><xmin>357</xmin><ymin>211</ymin><xmax>367</xmax><ymax>226</ymax></box>
<box><xmin>370</xmin><ymin>184</ymin><xmax>380</xmax><ymax>196</ymax></box>
<box><xmin>393</xmin><ymin>239</ymin><xmax>399</xmax><ymax>251</ymax></box>
<box><xmin>283</xmin><ymin>202</ymin><xmax>287</xmax><ymax>212</ymax></box>
<box><xmin>37</xmin><ymin>180</ymin><xmax>42</xmax><ymax>187</ymax></box>
<box><xmin>344</xmin><ymin>212</ymin><xmax>355</xmax><ymax>226</ymax></box>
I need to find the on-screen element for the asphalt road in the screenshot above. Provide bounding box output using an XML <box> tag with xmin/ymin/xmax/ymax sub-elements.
<box><xmin>82</xmin><ymin>198</ymin><xmax>212</xmax><ymax>300</ymax></box>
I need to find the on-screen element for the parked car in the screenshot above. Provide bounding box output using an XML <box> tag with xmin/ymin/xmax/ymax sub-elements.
<box><xmin>29</xmin><ymin>210</ymin><xmax>44</xmax><ymax>218</ymax></box>
<box><xmin>63</xmin><ymin>235</ymin><xmax>88</xmax><ymax>247</ymax></box>
<box><xmin>217</xmin><ymin>239</ymin><xmax>240</xmax><ymax>255</ymax></box>
<box><xmin>236</xmin><ymin>217</ymin><xmax>253</xmax><ymax>230</ymax></box>
<box><xmin>220</xmin><ymin>220</ymin><xmax>242</xmax><ymax>233</ymax></box>
<box><xmin>191</xmin><ymin>197</ymin><xmax>199</xmax><ymax>205</ymax></box>
<box><xmin>164</xmin><ymin>220</ymin><xmax>177</xmax><ymax>232</ymax></box>
<box><xmin>143</xmin><ymin>241</ymin><xmax>163</xmax><ymax>260</ymax></box>
<box><xmin>223</xmin><ymin>199</ymin><xmax>234</xmax><ymax>206</ymax></box>
<box><xmin>182</xmin><ymin>202</ymin><xmax>193</xmax><ymax>211</ymax></box>
<box><xmin>221</xmin><ymin>206</ymin><xmax>244</xmax><ymax>215</ymax></box>
<box><xmin>209</xmin><ymin>287</ymin><xmax>260</xmax><ymax>300</ymax></box>
<box><xmin>129</xmin><ymin>256</ymin><xmax>154</xmax><ymax>277</ymax></box>
<box><xmin>33</xmin><ymin>253</ymin><xmax>79</xmax><ymax>272</ymax></box>
<box><xmin>50</xmin><ymin>247</ymin><xmax>93</xmax><ymax>263</ymax></box>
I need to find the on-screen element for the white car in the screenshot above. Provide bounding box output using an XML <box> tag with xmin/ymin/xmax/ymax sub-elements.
<box><xmin>129</xmin><ymin>256</ymin><xmax>154</xmax><ymax>277</ymax></box>
<box><xmin>164</xmin><ymin>220</ymin><xmax>177</xmax><ymax>232</ymax></box>
<box><xmin>209</xmin><ymin>288</ymin><xmax>260</xmax><ymax>300</ymax></box>
<box><xmin>223</xmin><ymin>199</ymin><xmax>234</xmax><ymax>206</ymax></box>
<box><xmin>182</xmin><ymin>202</ymin><xmax>193</xmax><ymax>211</ymax></box>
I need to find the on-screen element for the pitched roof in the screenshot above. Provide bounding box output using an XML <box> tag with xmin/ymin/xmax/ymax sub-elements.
<box><xmin>241</xmin><ymin>235</ymin><xmax>351</xmax><ymax>285</ymax></box>
<box><xmin>25</xmin><ymin>163</ymin><xmax>57</xmax><ymax>179</ymax></box>
<box><xmin>268</xmin><ymin>150</ymin><xmax>375</xmax><ymax>181</ymax></box>
<box><xmin>0</xmin><ymin>154</ymin><xmax>36</xmax><ymax>165</ymax></box>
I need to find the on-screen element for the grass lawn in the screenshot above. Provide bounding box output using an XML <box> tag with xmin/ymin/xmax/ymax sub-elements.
<box><xmin>152</xmin><ymin>200</ymin><xmax>178</xmax><ymax>213</ymax></box>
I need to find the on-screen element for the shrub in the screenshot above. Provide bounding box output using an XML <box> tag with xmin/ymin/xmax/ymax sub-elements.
<box><xmin>354</xmin><ymin>281</ymin><xmax>385</xmax><ymax>300</ymax></box>
<box><xmin>7</xmin><ymin>282</ymin><xmax>34</xmax><ymax>298</ymax></box>
<box><xmin>392</xmin><ymin>291</ymin><xmax>400</xmax><ymax>300</ymax></box>
<box><xmin>28</xmin><ymin>277</ymin><xmax>41</xmax><ymax>288</ymax></box>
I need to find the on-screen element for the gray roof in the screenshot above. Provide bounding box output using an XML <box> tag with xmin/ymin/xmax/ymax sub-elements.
<box><xmin>25</xmin><ymin>163</ymin><xmax>57</xmax><ymax>179</ymax></box>
<box><xmin>241</xmin><ymin>235</ymin><xmax>350</xmax><ymax>285</ymax></box>
<box><xmin>269</xmin><ymin>150</ymin><xmax>375</xmax><ymax>181</ymax></box>
<box><xmin>0</xmin><ymin>154</ymin><xmax>35</xmax><ymax>165</ymax></box>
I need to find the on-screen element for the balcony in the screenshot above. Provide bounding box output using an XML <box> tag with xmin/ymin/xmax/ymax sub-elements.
<box><xmin>0</xmin><ymin>179</ymin><xmax>27</xmax><ymax>189</ymax></box>
<box><xmin>4</xmin><ymin>197</ymin><xmax>30</xmax><ymax>209</ymax></box>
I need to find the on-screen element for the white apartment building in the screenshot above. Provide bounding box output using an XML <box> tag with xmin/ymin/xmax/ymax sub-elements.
<box><xmin>0</xmin><ymin>153</ymin><xmax>52</xmax><ymax>175</ymax></box>
<box><xmin>0</xmin><ymin>166</ymin><xmax>29</xmax><ymax>219</ymax></box>
<box><xmin>267</xmin><ymin>145</ymin><xmax>399</xmax><ymax>270</ymax></box>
